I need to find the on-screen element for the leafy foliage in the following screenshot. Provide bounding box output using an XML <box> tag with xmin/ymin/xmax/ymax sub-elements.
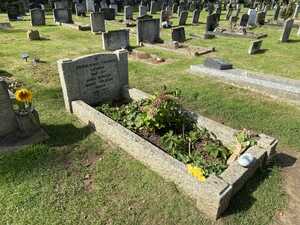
<box><xmin>96</xmin><ymin>87</ymin><xmax>232</xmax><ymax>177</ymax></box>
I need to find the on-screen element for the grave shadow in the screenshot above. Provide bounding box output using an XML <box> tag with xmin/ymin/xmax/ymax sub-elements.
<box><xmin>254</xmin><ymin>49</ymin><xmax>269</xmax><ymax>54</ymax></box>
<box><xmin>222</xmin><ymin>151</ymin><xmax>297</xmax><ymax>218</ymax></box>
<box><xmin>44</xmin><ymin>123</ymin><xmax>93</xmax><ymax>147</ymax></box>
<box><xmin>287</xmin><ymin>39</ymin><xmax>300</xmax><ymax>43</ymax></box>
<box><xmin>0</xmin><ymin>69</ymin><xmax>13</xmax><ymax>77</ymax></box>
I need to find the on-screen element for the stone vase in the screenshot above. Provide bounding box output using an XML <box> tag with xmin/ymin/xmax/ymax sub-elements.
<box><xmin>16</xmin><ymin>108</ymin><xmax>41</xmax><ymax>138</ymax></box>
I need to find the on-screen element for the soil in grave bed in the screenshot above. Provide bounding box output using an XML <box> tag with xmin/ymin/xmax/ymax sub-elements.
<box><xmin>95</xmin><ymin>88</ymin><xmax>234</xmax><ymax>180</ymax></box>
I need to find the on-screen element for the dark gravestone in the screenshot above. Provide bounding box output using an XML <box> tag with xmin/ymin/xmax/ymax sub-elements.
<box><xmin>124</xmin><ymin>5</ymin><xmax>133</xmax><ymax>20</ymax></box>
<box><xmin>100</xmin><ymin>8</ymin><xmax>115</xmax><ymax>20</ymax></box>
<box><xmin>192</xmin><ymin>9</ymin><xmax>200</xmax><ymax>24</ymax></box>
<box><xmin>178</xmin><ymin>10</ymin><xmax>188</xmax><ymax>25</ymax></box>
<box><xmin>30</xmin><ymin>8</ymin><xmax>45</xmax><ymax>26</ymax></box>
<box><xmin>54</xmin><ymin>8</ymin><xmax>73</xmax><ymax>23</ymax></box>
<box><xmin>172</xmin><ymin>3</ymin><xmax>178</xmax><ymax>13</ymax></box>
<box><xmin>240</xmin><ymin>14</ymin><xmax>249</xmax><ymax>27</ymax></box>
<box><xmin>256</xmin><ymin>11</ymin><xmax>266</xmax><ymax>26</ymax></box>
<box><xmin>204</xmin><ymin>58</ymin><xmax>233</xmax><ymax>70</ymax></box>
<box><xmin>54</xmin><ymin>0</ymin><xmax>69</xmax><ymax>9</ymax></box>
<box><xmin>102</xmin><ymin>29</ymin><xmax>130</xmax><ymax>51</ymax></box>
<box><xmin>7</xmin><ymin>3</ymin><xmax>21</xmax><ymax>21</ymax></box>
<box><xmin>225</xmin><ymin>7</ymin><xmax>233</xmax><ymax>20</ymax></box>
<box><xmin>206</xmin><ymin>13</ymin><xmax>218</xmax><ymax>32</ymax></box>
<box><xmin>90</xmin><ymin>12</ymin><xmax>105</xmax><ymax>33</ymax></box>
<box><xmin>160</xmin><ymin>10</ymin><xmax>169</xmax><ymax>23</ymax></box>
<box><xmin>273</xmin><ymin>5</ymin><xmax>280</xmax><ymax>21</ymax></box>
<box><xmin>171</xmin><ymin>26</ymin><xmax>185</xmax><ymax>42</ymax></box>
<box><xmin>280</xmin><ymin>18</ymin><xmax>294</xmax><ymax>42</ymax></box>
<box><xmin>0</xmin><ymin>80</ymin><xmax>18</xmax><ymax>138</ymax></box>
<box><xmin>248</xmin><ymin>39</ymin><xmax>263</xmax><ymax>54</ymax></box>
<box><xmin>75</xmin><ymin>3</ymin><xmax>86</xmax><ymax>16</ymax></box>
<box><xmin>137</xmin><ymin>18</ymin><xmax>160</xmax><ymax>44</ymax></box>
<box><xmin>139</xmin><ymin>5</ymin><xmax>147</xmax><ymax>17</ymax></box>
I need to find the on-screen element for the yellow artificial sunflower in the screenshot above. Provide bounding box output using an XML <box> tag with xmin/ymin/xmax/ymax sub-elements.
<box><xmin>187</xmin><ymin>164</ymin><xmax>206</xmax><ymax>182</ymax></box>
<box><xmin>15</xmin><ymin>88</ymin><xmax>32</xmax><ymax>103</ymax></box>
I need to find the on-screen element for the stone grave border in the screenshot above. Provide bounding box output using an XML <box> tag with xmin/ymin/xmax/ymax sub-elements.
<box><xmin>205</xmin><ymin>31</ymin><xmax>268</xmax><ymax>39</ymax></box>
<box><xmin>129</xmin><ymin>50</ymin><xmax>171</xmax><ymax>65</ymax></box>
<box><xmin>70</xmin><ymin>87</ymin><xmax>278</xmax><ymax>219</ymax></box>
<box><xmin>189</xmin><ymin>65</ymin><xmax>300</xmax><ymax>106</ymax></box>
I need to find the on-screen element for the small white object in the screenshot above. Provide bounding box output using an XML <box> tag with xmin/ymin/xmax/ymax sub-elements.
<box><xmin>238</xmin><ymin>153</ymin><xmax>255</xmax><ymax>167</ymax></box>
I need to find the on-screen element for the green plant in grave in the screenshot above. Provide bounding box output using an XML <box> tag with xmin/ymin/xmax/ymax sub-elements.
<box><xmin>235</xmin><ymin>129</ymin><xmax>258</xmax><ymax>151</ymax></box>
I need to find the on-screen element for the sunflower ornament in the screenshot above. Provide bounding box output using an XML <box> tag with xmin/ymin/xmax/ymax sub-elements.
<box><xmin>15</xmin><ymin>88</ymin><xmax>33</xmax><ymax>113</ymax></box>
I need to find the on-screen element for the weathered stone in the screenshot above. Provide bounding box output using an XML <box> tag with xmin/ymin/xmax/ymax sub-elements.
<box><xmin>247</xmin><ymin>8</ymin><xmax>256</xmax><ymax>26</ymax></box>
<box><xmin>27</xmin><ymin>29</ymin><xmax>40</xmax><ymax>40</ymax></box>
<box><xmin>139</xmin><ymin>5</ymin><xmax>147</xmax><ymax>17</ymax></box>
<box><xmin>90</xmin><ymin>12</ymin><xmax>105</xmax><ymax>33</ymax></box>
<box><xmin>171</xmin><ymin>26</ymin><xmax>185</xmax><ymax>42</ymax></box>
<box><xmin>124</xmin><ymin>5</ymin><xmax>133</xmax><ymax>20</ymax></box>
<box><xmin>86</xmin><ymin>0</ymin><xmax>95</xmax><ymax>12</ymax></box>
<box><xmin>57</xmin><ymin>50</ymin><xmax>128</xmax><ymax>112</ymax></box>
<box><xmin>30</xmin><ymin>8</ymin><xmax>45</xmax><ymax>26</ymax></box>
<box><xmin>75</xmin><ymin>3</ymin><xmax>86</xmax><ymax>16</ymax></box>
<box><xmin>102</xmin><ymin>29</ymin><xmax>130</xmax><ymax>51</ymax></box>
<box><xmin>54</xmin><ymin>0</ymin><xmax>69</xmax><ymax>9</ymax></box>
<box><xmin>248</xmin><ymin>39</ymin><xmax>263</xmax><ymax>54</ymax></box>
<box><xmin>178</xmin><ymin>10</ymin><xmax>188</xmax><ymax>26</ymax></box>
<box><xmin>137</xmin><ymin>17</ymin><xmax>160</xmax><ymax>44</ymax></box>
<box><xmin>280</xmin><ymin>18</ymin><xmax>294</xmax><ymax>42</ymax></box>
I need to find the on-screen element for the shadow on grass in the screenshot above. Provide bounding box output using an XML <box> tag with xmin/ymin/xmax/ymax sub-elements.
<box><xmin>44</xmin><ymin>123</ymin><xmax>94</xmax><ymax>147</ymax></box>
<box><xmin>0</xmin><ymin>69</ymin><xmax>14</xmax><ymax>77</ymax></box>
<box><xmin>222</xmin><ymin>152</ymin><xmax>297</xmax><ymax>217</ymax></box>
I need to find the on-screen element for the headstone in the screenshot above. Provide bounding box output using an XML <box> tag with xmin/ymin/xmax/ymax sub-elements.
<box><xmin>150</xmin><ymin>1</ymin><xmax>158</xmax><ymax>14</ymax></box>
<box><xmin>273</xmin><ymin>5</ymin><xmax>280</xmax><ymax>21</ymax></box>
<box><xmin>247</xmin><ymin>8</ymin><xmax>256</xmax><ymax>26</ymax></box>
<box><xmin>124</xmin><ymin>5</ymin><xmax>133</xmax><ymax>20</ymax></box>
<box><xmin>160</xmin><ymin>10</ymin><xmax>169</xmax><ymax>23</ymax></box>
<box><xmin>0</xmin><ymin>80</ymin><xmax>18</xmax><ymax>138</ymax></box>
<box><xmin>30</xmin><ymin>8</ymin><xmax>45</xmax><ymax>26</ymax></box>
<box><xmin>171</xmin><ymin>26</ymin><xmax>185</xmax><ymax>42</ymax></box>
<box><xmin>256</xmin><ymin>11</ymin><xmax>266</xmax><ymax>26</ymax></box>
<box><xmin>206</xmin><ymin>13</ymin><xmax>218</xmax><ymax>32</ymax></box>
<box><xmin>102</xmin><ymin>29</ymin><xmax>130</xmax><ymax>51</ymax></box>
<box><xmin>280</xmin><ymin>18</ymin><xmax>294</xmax><ymax>42</ymax></box>
<box><xmin>248</xmin><ymin>39</ymin><xmax>263</xmax><ymax>54</ymax></box>
<box><xmin>86</xmin><ymin>0</ymin><xmax>95</xmax><ymax>12</ymax></box>
<box><xmin>90</xmin><ymin>12</ymin><xmax>105</xmax><ymax>33</ymax></box>
<box><xmin>225</xmin><ymin>7</ymin><xmax>233</xmax><ymax>20</ymax></box>
<box><xmin>139</xmin><ymin>5</ymin><xmax>147</xmax><ymax>17</ymax></box>
<box><xmin>172</xmin><ymin>3</ymin><xmax>178</xmax><ymax>13</ymax></box>
<box><xmin>109</xmin><ymin>4</ymin><xmax>118</xmax><ymax>15</ymax></box>
<box><xmin>240</xmin><ymin>13</ymin><xmax>249</xmax><ymax>27</ymax></box>
<box><xmin>53</xmin><ymin>8</ymin><xmax>73</xmax><ymax>23</ymax></box>
<box><xmin>178</xmin><ymin>10</ymin><xmax>188</xmax><ymax>26</ymax></box>
<box><xmin>177</xmin><ymin>5</ymin><xmax>183</xmax><ymax>16</ymax></box>
<box><xmin>100</xmin><ymin>0</ymin><xmax>108</xmax><ymax>9</ymax></box>
<box><xmin>7</xmin><ymin>3</ymin><xmax>22</xmax><ymax>21</ymax></box>
<box><xmin>192</xmin><ymin>9</ymin><xmax>200</xmax><ymax>24</ymax></box>
<box><xmin>57</xmin><ymin>50</ymin><xmax>129</xmax><ymax>112</ymax></box>
<box><xmin>204</xmin><ymin>58</ymin><xmax>233</xmax><ymax>70</ymax></box>
<box><xmin>75</xmin><ymin>3</ymin><xmax>86</xmax><ymax>16</ymax></box>
<box><xmin>100</xmin><ymin>8</ymin><xmax>115</xmax><ymax>20</ymax></box>
<box><xmin>54</xmin><ymin>0</ymin><xmax>69</xmax><ymax>9</ymax></box>
<box><xmin>137</xmin><ymin>17</ymin><xmax>160</xmax><ymax>44</ymax></box>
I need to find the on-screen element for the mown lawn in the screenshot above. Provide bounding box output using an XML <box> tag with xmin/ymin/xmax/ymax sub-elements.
<box><xmin>0</xmin><ymin>7</ymin><xmax>298</xmax><ymax>225</ymax></box>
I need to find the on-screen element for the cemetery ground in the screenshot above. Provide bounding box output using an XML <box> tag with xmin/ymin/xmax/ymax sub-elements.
<box><xmin>1</xmin><ymin>9</ymin><xmax>300</xmax><ymax>225</ymax></box>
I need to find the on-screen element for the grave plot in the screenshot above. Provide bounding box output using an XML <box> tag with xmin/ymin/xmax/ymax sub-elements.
<box><xmin>128</xmin><ymin>50</ymin><xmax>169</xmax><ymax>65</ymax></box>
<box><xmin>57</xmin><ymin>50</ymin><xmax>278</xmax><ymax>219</ymax></box>
<box><xmin>54</xmin><ymin>8</ymin><xmax>90</xmax><ymax>31</ymax></box>
<box><xmin>0</xmin><ymin>79</ymin><xmax>48</xmax><ymax>151</ymax></box>
<box><xmin>190</xmin><ymin>58</ymin><xmax>300</xmax><ymax>106</ymax></box>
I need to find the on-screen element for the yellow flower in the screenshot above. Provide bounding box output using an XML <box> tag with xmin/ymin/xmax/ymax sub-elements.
<box><xmin>15</xmin><ymin>88</ymin><xmax>32</xmax><ymax>103</ymax></box>
<box><xmin>187</xmin><ymin>164</ymin><xmax>206</xmax><ymax>182</ymax></box>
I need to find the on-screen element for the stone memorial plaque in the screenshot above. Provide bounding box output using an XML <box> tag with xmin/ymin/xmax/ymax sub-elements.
<box><xmin>58</xmin><ymin>50</ymin><xmax>128</xmax><ymax>112</ymax></box>
<box><xmin>280</xmin><ymin>18</ymin><xmax>294</xmax><ymax>42</ymax></box>
<box><xmin>0</xmin><ymin>80</ymin><xmax>18</xmax><ymax>137</ymax></box>
<box><xmin>30</xmin><ymin>8</ymin><xmax>45</xmax><ymax>26</ymax></box>
<box><xmin>204</xmin><ymin>58</ymin><xmax>233</xmax><ymax>70</ymax></box>
<box><xmin>248</xmin><ymin>39</ymin><xmax>263</xmax><ymax>54</ymax></box>
<box><xmin>178</xmin><ymin>10</ymin><xmax>188</xmax><ymax>26</ymax></box>
<box><xmin>137</xmin><ymin>18</ymin><xmax>160</xmax><ymax>44</ymax></box>
<box><xmin>90</xmin><ymin>12</ymin><xmax>105</xmax><ymax>33</ymax></box>
<box><xmin>102</xmin><ymin>29</ymin><xmax>130</xmax><ymax>51</ymax></box>
<box><xmin>171</xmin><ymin>26</ymin><xmax>185</xmax><ymax>42</ymax></box>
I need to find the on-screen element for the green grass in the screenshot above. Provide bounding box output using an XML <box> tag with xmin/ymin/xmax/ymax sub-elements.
<box><xmin>0</xmin><ymin>8</ymin><xmax>298</xmax><ymax>225</ymax></box>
